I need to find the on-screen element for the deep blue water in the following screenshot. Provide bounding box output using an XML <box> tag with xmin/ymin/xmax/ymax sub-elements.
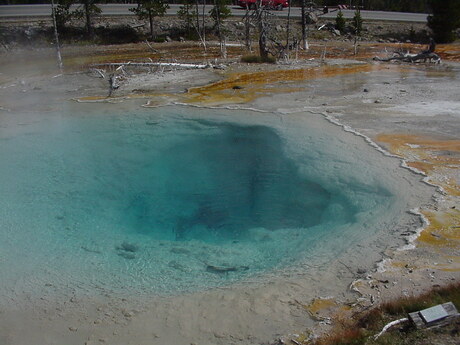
<box><xmin>0</xmin><ymin>106</ymin><xmax>397</xmax><ymax>296</ymax></box>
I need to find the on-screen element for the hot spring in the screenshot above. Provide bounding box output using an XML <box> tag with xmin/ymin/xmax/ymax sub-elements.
<box><xmin>0</xmin><ymin>106</ymin><xmax>423</xmax><ymax>298</ymax></box>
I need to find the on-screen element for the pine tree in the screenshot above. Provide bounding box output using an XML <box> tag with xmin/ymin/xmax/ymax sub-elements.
<box><xmin>130</xmin><ymin>0</ymin><xmax>169</xmax><ymax>39</ymax></box>
<box><xmin>352</xmin><ymin>7</ymin><xmax>363</xmax><ymax>35</ymax></box>
<box><xmin>335</xmin><ymin>10</ymin><xmax>345</xmax><ymax>33</ymax></box>
<box><xmin>209</xmin><ymin>0</ymin><xmax>231</xmax><ymax>29</ymax></box>
<box><xmin>427</xmin><ymin>0</ymin><xmax>460</xmax><ymax>43</ymax></box>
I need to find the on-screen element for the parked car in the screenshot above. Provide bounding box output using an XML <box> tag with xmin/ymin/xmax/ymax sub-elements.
<box><xmin>236</xmin><ymin>0</ymin><xmax>289</xmax><ymax>10</ymax></box>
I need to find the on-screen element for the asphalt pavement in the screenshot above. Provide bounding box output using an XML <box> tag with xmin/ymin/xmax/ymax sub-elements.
<box><xmin>0</xmin><ymin>4</ymin><xmax>429</xmax><ymax>22</ymax></box>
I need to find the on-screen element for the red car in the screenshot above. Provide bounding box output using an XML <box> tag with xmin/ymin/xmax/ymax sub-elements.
<box><xmin>236</xmin><ymin>0</ymin><xmax>289</xmax><ymax>10</ymax></box>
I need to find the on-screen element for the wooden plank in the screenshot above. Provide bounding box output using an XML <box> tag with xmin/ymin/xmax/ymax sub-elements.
<box><xmin>409</xmin><ymin>302</ymin><xmax>459</xmax><ymax>329</ymax></box>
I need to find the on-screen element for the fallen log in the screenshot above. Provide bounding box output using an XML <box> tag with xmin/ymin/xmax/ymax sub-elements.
<box><xmin>373</xmin><ymin>51</ymin><xmax>441</xmax><ymax>63</ymax></box>
<box><xmin>91</xmin><ymin>62</ymin><xmax>210</xmax><ymax>69</ymax></box>
<box><xmin>374</xmin><ymin>39</ymin><xmax>441</xmax><ymax>64</ymax></box>
<box><xmin>374</xmin><ymin>317</ymin><xmax>408</xmax><ymax>340</ymax></box>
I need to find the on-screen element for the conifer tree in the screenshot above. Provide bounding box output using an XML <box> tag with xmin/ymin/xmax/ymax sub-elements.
<box><xmin>352</xmin><ymin>7</ymin><xmax>363</xmax><ymax>35</ymax></box>
<box><xmin>335</xmin><ymin>10</ymin><xmax>345</xmax><ymax>33</ymax></box>
<box><xmin>427</xmin><ymin>0</ymin><xmax>460</xmax><ymax>43</ymax></box>
<box><xmin>130</xmin><ymin>0</ymin><xmax>169</xmax><ymax>39</ymax></box>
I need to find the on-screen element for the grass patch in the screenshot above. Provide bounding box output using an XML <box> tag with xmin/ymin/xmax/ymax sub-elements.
<box><xmin>314</xmin><ymin>328</ymin><xmax>367</xmax><ymax>345</ymax></box>
<box><xmin>381</xmin><ymin>282</ymin><xmax>460</xmax><ymax>316</ymax></box>
<box><xmin>241</xmin><ymin>54</ymin><xmax>276</xmax><ymax>63</ymax></box>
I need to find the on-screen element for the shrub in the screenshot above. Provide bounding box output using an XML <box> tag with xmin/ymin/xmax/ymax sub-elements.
<box><xmin>95</xmin><ymin>25</ymin><xmax>141</xmax><ymax>44</ymax></box>
<box><xmin>241</xmin><ymin>54</ymin><xmax>276</xmax><ymax>63</ymax></box>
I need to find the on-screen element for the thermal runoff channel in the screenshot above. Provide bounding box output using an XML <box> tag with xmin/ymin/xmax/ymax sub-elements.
<box><xmin>0</xmin><ymin>106</ymin><xmax>417</xmax><ymax>297</ymax></box>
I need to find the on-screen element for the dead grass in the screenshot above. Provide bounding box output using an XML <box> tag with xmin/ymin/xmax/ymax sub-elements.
<box><xmin>307</xmin><ymin>282</ymin><xmax>460</xmax><ymax>345</ymax></box>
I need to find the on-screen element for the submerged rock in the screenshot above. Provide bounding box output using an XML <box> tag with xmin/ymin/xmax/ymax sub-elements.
<box><xmin>206</xmin><ymin>264</ymin><xmax>249</xmax><ymax>274</ymax></box>
<box><xmin>117</xmin><ymin>252</ymin><xmax>136</xmax><ymax>260</ymax></box>
<box><xmin>116</xmin><ymin>242</ymin><xmax>139</xmax><ymax>253</ymax></box>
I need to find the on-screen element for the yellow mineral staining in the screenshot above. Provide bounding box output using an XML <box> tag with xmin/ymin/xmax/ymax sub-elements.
<box><xmin>76</xmin><ymin>95</ymin><xmax>111</xmax><ymax>102</ymax></box>
<box><xmin>417</xmin><ymin>209</ymin><xmax>460</xmax><ymax>247</ymax></box>
<box><xmin>436</xmin><ymin>256</ymin><xmax>460</xmax><ymax>272</ymax></box>
<box><xmin>376</xmin><ymin>134</ymin><xmax>460</xmax><ymax>257</ymax></box>
<box><xmin>434</xmin><ymin>44</ymin><xmax>460</xmax><ymax>62</ymax></box>
<box><xmin>184</xmin><ymin>64</ymin><xmax>377</xmax><ymax>105</ymax></box>
<box><xmin>390</xmin><ymin>261</ymin><xmax>418</xmax><ymax>269</ymax></box>
<box><xmin>306</xmin><ymin>297</ymin><xmax>337</xmax><ymax>316</ymax></box>
<box><xmin>376</xmin><ymin>134</ymin><xmax>460</xmax><ymax>196</ymax></box>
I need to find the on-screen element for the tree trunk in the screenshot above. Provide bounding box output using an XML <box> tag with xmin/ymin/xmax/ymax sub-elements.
<box><xmin>195</xmin><ymin>0</ymin><xmax>201</xmax><ymax>36</ymax></box>
<box><xmin>149</xmin><ymin>9</ymin><xmax>154</xmax><ymax>39</ymax></box>
<box><xmin>285</xmin><ymin>0</ymin><xmax>291</xmax><ymax>55</ymax></box>
<box><xmin>257</xmin><ymin>9</ymin><xmax>268</xmax><ymax>60</ymax></box>
<box><xmin>213</xmin><ymin>0</ymin><xmax>226</xmax><ymax>58</ymax></box>
<box><xmin>300</xmin><ymin>0</ymin><xmax>308</xmax><ymax>50</ymax></box>
<box><xmin>51</xmin><ymin>0</ymin><xmax>63</xmax><ymax>72</ymax></box>
<box><xmin>201</xmin><ymin>0</ymin><xmax>206</xmax><ymax>47</ymax></box>
<box><xmin>84</xmin><ymin>1</ymin><xmax>93</xmax><ymax>38</ymax></box>
<box><xmin>244</xmin><ymin>8</ymin><xmax>251</xmax><ymax>51</ymax></box>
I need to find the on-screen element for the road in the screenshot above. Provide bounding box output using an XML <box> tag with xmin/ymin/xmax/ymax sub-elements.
<box><xmin>0</xmin><ymin>4</ymin><xmax>429</xmax><ymax>22</ymax></box>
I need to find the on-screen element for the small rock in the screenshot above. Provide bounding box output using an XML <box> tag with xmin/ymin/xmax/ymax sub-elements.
<box><xmin>363</xmin><ymin>88</ymin><xmax>369</xmax><ymax>92</ymax></box>
<box><xmin>69</xmin><ymin>327</ymin><xmax>78</xmax><ymax>332</ymax></box>
<box><xmin>70</xmin><ymin>297</ymin><xmax>77</xmax><ymax>303</ymax></box>
<box><xmin>94</xmin><ymin>319</ymin><xmax>102</xmax><ymax>324</ymax></box>
<box><xmin>357</xmin><ymin>268</ymin><xmax>366</xmax><ymax>274</ymax></box>
<box><xmin>374</xmin><ymin>99</ymin><xmax>381</xmax><ymax>104</ymax></box>
<box><xmin>232</xmin><ymin>85</ymin><xmax>243</xmax><ymax>90</ymax></box>
<box><xmin>122</xmin><ymin>310</ymin><xmax>133</xmax><ymax>318</ymax></box>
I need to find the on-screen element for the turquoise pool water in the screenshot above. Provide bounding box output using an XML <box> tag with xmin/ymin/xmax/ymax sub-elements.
<box><xmin>0</xmin><ymin>106</ymin><xmax>403</xmax><ymax>297</ymax></box>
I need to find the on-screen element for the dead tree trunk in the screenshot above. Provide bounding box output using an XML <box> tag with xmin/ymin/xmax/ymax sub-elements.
<box><xmin>374</xmin><ymin>43</ymin><xmax>441</xmax><ymax>63</ymax></box>
<box><xmin>285</xmin><ymin>0</ymin><xmax>291</xmax><ymax>57</ymax></box>
<box><xmin>373</xmin><ymin>51</ymin><xmax>441</xmax><ymax>63</ymax></box>
<box><xmin>148</xmin><ymin>9</ymin><xmax>154</xmax><ymax>39</ymax></box>
<box><xmin>213</xmin><ymin>0</ymin><xmax>227</xmax><ymax>59</ymax></box>
<box><xmin>201</xmin><ymin>0</ymin><xmax>206</xmax><ymax>49</ymax></box>
<box><xmin>256</xmin><ymin>1</ymin><xmax>269</xmax><ymax>60</ymax></box>
<box><xmin>300</xmin><ymin>0</ymin><xmax>308</xmax><ymax>50</ymax></box>
<box><xmin>243</xmin><ymin>7</ymin><xmax>252</xmax><ymax>51</ymax></box>
<box><xmin>84</xmin><ymin>1</ymin><xmax>93</xmax><ymax>38</ymax></box>
<box><xmin>51</xmin><ymin>0</ymin><xmax>63</xmax><ymax>72</ymax></box>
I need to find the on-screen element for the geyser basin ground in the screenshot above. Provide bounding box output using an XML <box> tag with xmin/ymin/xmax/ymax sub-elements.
<box><xmin>0</xmin><ymin>105</ymin><xmax>431</xmax><ymax>302</ymax></box>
